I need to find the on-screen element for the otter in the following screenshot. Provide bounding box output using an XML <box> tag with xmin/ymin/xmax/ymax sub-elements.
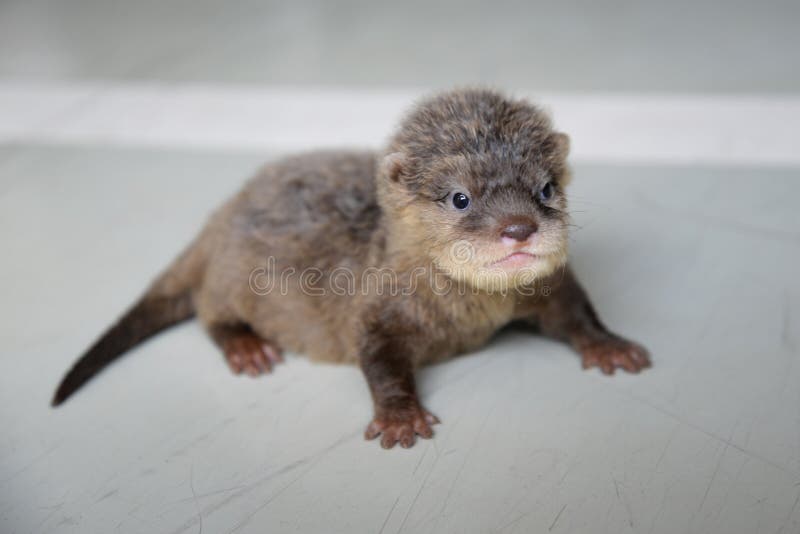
<box><xmin>52</xmin><ymin>88</ymin><xmax>650</xmax><ymax>449</ymax></box>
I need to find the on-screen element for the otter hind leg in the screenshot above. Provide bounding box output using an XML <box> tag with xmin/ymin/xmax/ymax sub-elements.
<box><xmin>209</xmin><ymin>323</ymin><xmax>284</xmax><ymax>377</ymax></box>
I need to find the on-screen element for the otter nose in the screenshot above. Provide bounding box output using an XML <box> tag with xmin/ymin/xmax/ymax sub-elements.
<box><xmin>501</xmin><ymin>223</ymin><xmax>537</xmax><ymax>242</ymax></box>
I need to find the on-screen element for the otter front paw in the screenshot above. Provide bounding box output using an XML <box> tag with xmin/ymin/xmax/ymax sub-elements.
<box><xmin>364</xmin><ymin>407</ymin><xmax>440</xmax><ymax>449</ymax></box>
<box><xmin>580</xmin><ymin>336</ymin><xmax>650</xmax><ymax>375</ymax></box>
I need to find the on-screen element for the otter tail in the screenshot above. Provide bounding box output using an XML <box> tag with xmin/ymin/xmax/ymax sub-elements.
<box><xmin>51</xmin><ymin>243</ymin><xmax>205</xmax><ymax>406</ymax></box>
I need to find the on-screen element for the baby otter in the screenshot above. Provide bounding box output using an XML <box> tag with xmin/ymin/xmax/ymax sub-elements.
<box><xmin>52</xmin><ymin>88</ymin><xmax>650</xmax><ymax>449</ymax></box>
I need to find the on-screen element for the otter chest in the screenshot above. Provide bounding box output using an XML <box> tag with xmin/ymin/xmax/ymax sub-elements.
<box><xmin>441</xmin><ymin>291</ymin><xmax>517</xmax><ymax>354</ymax></box>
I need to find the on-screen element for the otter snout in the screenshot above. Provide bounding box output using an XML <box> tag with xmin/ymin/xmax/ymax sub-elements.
<box><xmin>499</xmin><ymin>217</ymin><xmax>538</xmax><ymax>244</ymax></box>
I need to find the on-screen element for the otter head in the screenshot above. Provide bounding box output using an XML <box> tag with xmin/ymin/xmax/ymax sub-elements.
<box><xmin>378</xmin><ymin>89</ymin><xmax>571</xmax><ymax>292</ymax></box>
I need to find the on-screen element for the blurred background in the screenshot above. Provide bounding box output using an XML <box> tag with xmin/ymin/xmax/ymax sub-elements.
<box><xmin>1</xmin><ymin>0</ymin><xmax>799</xmax><ymax>91</ymax></box>
<box><xmin>1</xmin><ymin>2</ymin><xmax>799</xmax><ymax>534</ymax></box>
<box><xmin>2</xmin><ymin>0</ymin><xmax>798</xmax><ymax>164</ymax></box>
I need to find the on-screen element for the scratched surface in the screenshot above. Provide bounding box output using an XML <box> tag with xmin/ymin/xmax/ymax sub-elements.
<box><xmin>0</xmin><ymin>146</ymin><xmax>798</xmax><ymax>533</ymax></box>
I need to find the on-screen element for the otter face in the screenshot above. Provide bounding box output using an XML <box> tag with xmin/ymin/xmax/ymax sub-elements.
<box><xmin>381</xmin><ymin>143</ymin><xmax>570</xmax><ymax>292</ymax></box>
<box><xmin>380</xmin><ymin>90</ymin><xmax>572</xmax><ymax>292</ymax></box>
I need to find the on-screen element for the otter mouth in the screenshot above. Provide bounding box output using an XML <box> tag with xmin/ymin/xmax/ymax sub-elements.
<box><xmin>488</xmin><ymin>251</ymin><xmax>538</xmax><ymax>269</ymax></box>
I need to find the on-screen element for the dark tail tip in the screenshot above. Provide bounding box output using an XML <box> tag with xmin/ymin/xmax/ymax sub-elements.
<box><xmin>51</xmin><ymin>386</ymin><xmax>69</xmax><ymax>407</ymax></box>
<box><xmin>52</xmin><ymin>357</ymin><xmax>97</xmax><ymax>405</ymax></box>
<box><xmin>51</xmin><ymin>351</ymin><xmax>112</xmax><ymax>407</ymax></box>
<box><xmin>50</xmin><ymin>292</ymin><xmax>194</xmax><ymax>408</ymax></box>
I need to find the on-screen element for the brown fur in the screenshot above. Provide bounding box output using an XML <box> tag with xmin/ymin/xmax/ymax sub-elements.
<box><xmin>52</xmin><ymin>88</ymin><xmax>649</xmax><ymax>449</ymax></box>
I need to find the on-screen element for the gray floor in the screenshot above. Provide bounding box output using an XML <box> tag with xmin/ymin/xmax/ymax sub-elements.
<box><xmin>1</xmin><ymin>145</ymin><xmax>798</xmax><ymax>533</ymax></box>
<box><xmin>1</xmin><ymin>0</ymin><xmax>799</xmax><ymax>92</ymax></box>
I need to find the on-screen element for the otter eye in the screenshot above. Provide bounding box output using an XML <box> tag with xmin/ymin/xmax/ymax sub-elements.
<box><xmin>538</xmin><ymin>182</ymin><xmax>554</xmax><ymax>201</ymax></box>
<box><xmin>452</xmin><ymin>192</ymin><xmax>470</xmax><ymax>210</ymax></box>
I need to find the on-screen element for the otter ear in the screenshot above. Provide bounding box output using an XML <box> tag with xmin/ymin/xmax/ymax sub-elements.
<box><xmin>551</xmin><ymin>132</ymin><xmax>570</xmax><ymax>158</ymax></box>
<box><xmin>380</xmin><ymin>152</ymin><xmax>407</xmax><ymax>183</ymax></box>
<box><xmin>548</xmin><ymin>132</ymin><xmax>572</xmax><ymax>186</ymax></box>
